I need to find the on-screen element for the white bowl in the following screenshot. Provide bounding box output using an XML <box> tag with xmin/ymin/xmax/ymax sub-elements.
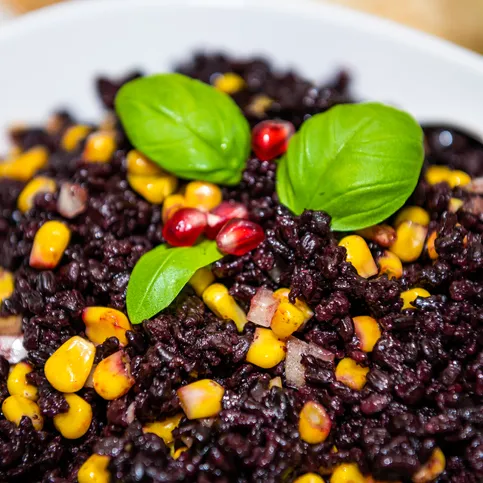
<box><xmin>0</xmin><ymin>0</ymin><xmax>482</xmax><ymax>149</ymax></box>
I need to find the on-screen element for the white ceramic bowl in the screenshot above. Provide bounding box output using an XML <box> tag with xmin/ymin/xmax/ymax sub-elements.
<box><xmin>0</xmin><ymin>0</ymin><xmax>483</xmax><ymax>150</ymax></box>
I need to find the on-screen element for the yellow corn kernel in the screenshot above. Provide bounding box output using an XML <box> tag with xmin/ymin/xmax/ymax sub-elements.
<box><xmin>269</xmin><ymin>376</ymin><xmax>282</xmax><ymax>389</ymax></box>
<box><xmin>177</xmin><ymin>379</ymin><xmax>225</xmax><ymax>419</ymax></box>
<box><xmin>394</xmin><ymin>206</ymin><xmax>430</xmax><ymax>227</ymax></box>
<box><xmin>53</xmin><ymin>393</ymin><xmax>92</xmax><ymax>439</ymax></box>
<box><xmin>172</xmin><ymin>447</ymin><xmax>188</xmax><ymax>460</ymax></box>
<box><xmin>294</xmin><ymin>473</ymin><xmax>325</xmax><ymax>483</ymax></box>
<box><xmin>62</xmin><ymin>125</ymin><xmax>91</xmax><ymax>152</ymax></box>
<box><xmin>2</xmin><ymin>395</ymin><xmax>43</xmax><ymax>430</ymax></box>
<box><xmin>189</xmin><ymin>267</ymin><xmax>215</xmax><ymax>297</ymax></box>
<box><xmin>447</xmin><ymin>170</ymin><xmax>471</xmax><ymax>188</ymax></box>
<box><xmin>0</xmin><ymin>269</ymin><xmax>14</xmax><ymax>304</ymax></box>
<box><xmin>184</xmin><ymin>181</ymin><xmax>222</xmax><ymax>212</ymax></box>
<box><xmin>82</xmin><ymin>307</ymin><xmax>131</xmax><ymax>346</ymax></box>
<box><xmin>339</xmin><ymin>235</ymin><xmax>378</xmax><ymax>278</ymax></box>
<box><xmin>126</xmin><ymin>149</ymin><xmax>163</xmax><ymax>176</ymax></box>
<box><xmin>127</xmin><ymin>174</ymin><xmax>178</xmax><ymax>204</ymax></box>
<box><xmin>0</xmin><ymin>146</ymin><xmax>49</xmax><ymax>181</ymax></box>
<box><xmin>83</xmin><ymin>131</ymin><xmax>117</xmax><ymax>163</ymax></box>
<box><xmin>29</xmin><ymin>220</ymin><xmax>71</xmax><ymax>270</ymax></box>
<box><xmin>246</xmin><ymin>328</ymin><xmax>286</xmax><ymax>369</ymax></box>
<box><xmin>389</xmin><ymin>221</ymin><xmax>427</xmax><ymax>263</ymax></box>
<box><xmin>448</xmin><ymin>197</ymin><xmax>464</xmax><ymax>213</ymax></box>
<box><xmin>426</xmin><ymin>231</ymin><xmax>438</xmax><ymax>260</ymax></box>
<box><xmin>352</xmin><ymin>316</ymin><xmax>381</xmax><ymax>352</ymax></box>
<box><xmin>7</xmin><ymin>362</ymin><xmax>38</xmax><ymax>401</ymax></box>
<box><xmin>18</xmin><ymin>176</ymin><xmax>56</xmax><ymax>213</ymax></box>
<box><xmin>202</xmin><ymin>283</ymin><xmax>247</xmax><ymax>332</ymax></box>
<box><xmin>299</xmin><ymin>401</ymin><xmax>331</xmax><ymax>444</ymax></box>
<box><xmin>162</xmin><ymin>193</ymin><xmax>185</xmax><ymax>222</ymax></box>
<box><xmin>247</xmin><ymin>94</ymin><xmax>273</xmax><ymax>117</ymax></box>
<box><xmin>273</xmin><ymin>288</ymin><xmax>314</xmax><ymax>324</ymax></box>
<box><xmin>425</xmin><ymin>165</ymin><xmax>452</xmax><ymax>186</ymax></box>
<box><xmin>412</xmin><ymin>448</ymin><xmax>445</xmax><ymax>483</ymax></box>
<box><xmin>401</xmin><ymin>288</ymin><xmax>430</xmax><ymax>311</ymax></box>
<box><xmin>143</xmin><ymin>414</ymin><xmax>183</xmax><ymax>444</ymax></box>
<box><xmin>330</xmin><ymin>463</ymin><xmax>365</xmax><ymax>483</ymax></box>
<box><xmin>335</xmin><ymin>358</ymin><xmax>369</xmax><ymax>391</ymax></box>
<box><xmin>45</xmin><ymin>336</ymin><xmax>95</xmax><ymax>393</ymax></box>
<box><xmin>78</xmin><ymin>454</ymin><xmax>110</xmax><ymax>483</ymax></box>
<box><xmin>356</xmin><ymin>224</ymin><xmax>396</xmax><ymax>248</ymax></box>
<box><xmin>270</xmin><ymin>302</ymin><xmax>305</xmax><ymax>339</ymax></box>
<box><xmin>92</xmin><ymin>350</ymin><xmax>135</xmax><ymax>400</ymax></box>
<box><xmin>377</xmin><ymin>251</ymin><xmax>403</xmax><ymax>280</ymax></box>
<box><xmin>213</xmin><ymin>73</ymin><xmax>246</xmax><ymax>94</ymax></box>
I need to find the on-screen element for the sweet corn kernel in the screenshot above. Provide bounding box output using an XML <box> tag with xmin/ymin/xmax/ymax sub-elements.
<box><xmin>162</xmin><ymin>193</ymin><xmax>185</xmax><ymax>222</ymax></box>
<box><xmin>18</xmin><ymin>176</ymin><xmax>56</xmax><ymax>213</ymax></box>
<box><xmin>54</xmin><ymin>393</ymin><xmax>93</xmax><ymax>439</ymax></box>
<box><xmin>62</xmin><ymin>125</ymin><xmax>91</xmax><ymax>152</ymax></box>
<box><xmin>127</xmin><ymin>174</ymin><xmax>178</xmax><ymax>204</ymax></box>
<box><xmin>447</xmin><ymin>170</ymin><xmax>471</xmax><ymax>188</ymax></box>
<box><xmin>92</xmin><ymin>350</ymin><xmax>135</xmax><ymax>400</ymax></box>
<box><xmin>7</xmin><ymin>361</ymin><xmax>38</xmax><ymax>401</ymax></box>
<box><xmin>401</xmin><ymin>288</ymin><xmax>430</xmax><ymax>311</ymax></box>
<box><xmin>177</xmin><ymin>379</ymin><xmax>225</xmax><ymax>419</ymax></box>
<box><xmin>45</xmin><ymin>336</ymin><xmax>95</xmax><ymax>393</ymax></box>
<box><xmin>213</xmin><ymin>73</ymin><xmax>246</xmax><ymax>94</ymax></box>
<box><xmin>83</xmin><ymin>131</ymin><xmax>117</xmax><ymax>163</ymax></box>
<box><xmin>394</xmin><ymin>206</ymin><xmax>430</xmax><ymax>227</ymax></box>
<box><xmin>77</xmin><ymin>454</ymin><xmax>110</xmax><ymax>483</ymax></box>
<box><xmin>0</xmin><ymin>269</ymin><xmax>14</xmax><ymax>304</ymax></box>
<box><xmin>339</xmin><ymin>235</ymin><xmax>378</xmax><ymax>278</ymax></box>
<box><xmin>356</xmin><ymin>224</ymin><xmax>396</xmax><ymax>247</ymax></box>
<box><xmin>82</xmin><ymin>307</ymin><xmax>131</xmax><ymax>346</ymax></box>
<box><xmin>0</xmin><ymin>146</ymin><xmax>49</xmax><ymax>181</ymax></box>
<box><xmin>330</xmin><ymin>463</ymin><xmax>365</xmax><ymax>483</ymax></box>
<box><xmin>377</xmin><ymin>251</ymin><xmax>403</xmax><ymax>280</ymax></box>
<box><xmin>294</xmin><ymin>473</ymin><xmax>325</xmax><ymax>483</ymax></box>
<box><xmin>246</xmin><ymin>328</ymin><xmax>286</xmax><ymax>369</ymax></box>
<box><xmin>352</xmin><ymin>316</ymin><xmax>381</xmax><ymax>352</ymax></box>
<box><xmin>269</xmin><ymin>376</ymin><xmax>282</xmax><ymax>389</ymax></box>
<box><xmin>2</xmin><ymin>395</ymin><xmax>43</xmax><ymax>430</ymax></box>
<box><xmin>184</xmin><ymin>181</ymin><xmax>222</xmax><ymax>212</ymax></box>
<box><xmin>412</xmin><ymin>448</ymin><xmax>445</xmax><ymax>483</ymax></box>
<box><xmin>273</xmin><ymin>288</ymin><xmax>314</xmax><ymax>324</ymax></box>
<box><xmin>426</xmin><ymin>231</ymin><xmax>438</xmax><ymax>260</ymax></box>
<box><xmin>143</xmin><ymin>414</ymin><xmax>183</xmax><ymax>444</ymax></box>
<box><xmin>202</xmin><ymin>283</ymin><xmax>247</xmax><ymax>332</ymax></box>
<box><xmin>29</xmin><ymin>220</ymin><xmax>71</xmax><ymax>270</ymax></box>
<box><xmin>335</xmin><ymin>358</ymin><xmax>369</xmax><ymax>391</ymax></box>
<box><xmin>126</xmin><ymin>149</ymin><xmax>163</xmax><ymax>176</ymax></box>
<box><xmin>448</xmin><ymin>197</ymin><xmax>464</xmax><ymax>213</ymax></box>
<box><xmin>270</xmin><ymin>302</ymin><xmax>305</xmax><ymax>339</ymax></box>
<box><xmin>172</xmin><ymin>447</ymin><xmax>188</xmax><ymax>460</ymax></box>
<box><xmin>189</xmin><ymin>267</ymin><xmax>215</xmax><ymax>297</ymax></box>
<box><xmin>299</xmin><ymin>401</ymin><xmax>331</xmax><ymax>444</ymax></box>
<box><xmin>425</xmin><ymin>165</ymin><xmax>452</xmax><ymax>186</ymax></box>
<box><xmin>389</xmin><ymin>221</ymin><xmax>427</xmax><ymax>263</ymax></box>
<box><xmin>247</xmin><ymin>94</ymin><xmax>273</xmax><ymax>117</ymax></box>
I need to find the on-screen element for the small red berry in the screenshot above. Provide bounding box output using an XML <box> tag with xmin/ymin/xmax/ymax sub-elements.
<box><xmin>206</xmin><ymin>201</ymin><xmax>249</xmax><ymax>239</ymax></box>
<box><xmin>251</xmin><ymin>120</ymin><xmax>295</xmax><ymax>161</ymax></box>
<box><xmin>162</xmin><ymin>208</ymin><xmax>207</xmax><ymax>247</ymax></box>
<box><xmin>216</xmin><ymin>219</ymin><xmax>265</xmax><ymax>256</ymax></box>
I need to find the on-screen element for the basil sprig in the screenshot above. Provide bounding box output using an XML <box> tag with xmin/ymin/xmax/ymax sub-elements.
<box><xmin>126</xmin><ymin>240</ymin><xmax>223</xmax><ymax>324</ymax></box>
<box><xmin>115</xmin><ymin>73</ymin><xmax>250</xmax><ymax>185</ymax></box>
<box><xmin>276</xmin><ymin>102</ymin><xmax>424</xmax><ymax>231</ymax></box>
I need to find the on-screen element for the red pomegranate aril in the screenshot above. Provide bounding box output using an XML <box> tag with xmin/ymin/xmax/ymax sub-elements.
<box><xmin>251</xmin><ymin>120</ymin><xmax>295</xmax><ymax>161</ymax></box>
<box><xmin>206</xmin><ymin>201</ymin><xmax>249</xmax><ymax>239</ymax></box>
<box><xmin>162</xmin><ymin>207</ymin><xmax>207</xmax><ymax>247</ymax></box>
<box><xmin>216</xmin><ymin>218</ymin><xmax>265</xmax><ymax>256</ymax></box>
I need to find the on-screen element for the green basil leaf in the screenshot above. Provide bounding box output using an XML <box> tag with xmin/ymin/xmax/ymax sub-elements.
<box><xmin>115</xmin><ymin>73</ymin><xmax>250</xmax><ymax>185</ymax></box>
<box><xmin>276</xmin><ymin>102</ymin><xmax>424</xmax><ymax>231</ymax></box>
<box><xmin>126</xmin><ymin>240</ymin><xmax>223</xmax><ymax>324</ymax></box>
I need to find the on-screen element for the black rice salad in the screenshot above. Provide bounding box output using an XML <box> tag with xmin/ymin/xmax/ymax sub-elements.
<box><xmin>0</xmin><ymin>52</ymin><xmax>482</xmax><ymax>483</ymax></box>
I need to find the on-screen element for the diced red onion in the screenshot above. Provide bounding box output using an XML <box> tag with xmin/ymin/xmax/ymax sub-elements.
<box><xmin>57</xmin><ymin>182</ymin><xmax>88</xmax><ymax>219</ymax></box>
<box><xmin>247</xmin><ymin>287</ymin><xmax>280</xmax><ymax>327</ymax></box>
<box><xmin>0</xmin><ymin>335</ymin><xmax>27</xmax><ymax>364</ymax></box>
<box><xmin>464</xmin><ymin>196</ymin><xmax>483</xmax><ymax>215</ymax></box>
<box><xmin>285</xmin><ymin>337</ymin><xmax>334</xmax><ymax>388</ymax></box>
<box><xmin>463</xmin><ymin>177</ymin><xmax>483</xmax><ymax>194</ymax></box>
<box><xmin>126</xmin><ymin>402</ymin><xmax>136</xmax><ymax>424</ymax></box>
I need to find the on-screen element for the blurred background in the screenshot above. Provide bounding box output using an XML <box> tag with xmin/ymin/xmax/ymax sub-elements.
<box><xmin>1</xmin><ymin>0</ymin><xmax>483</xmax><ymax>53</ymax></box>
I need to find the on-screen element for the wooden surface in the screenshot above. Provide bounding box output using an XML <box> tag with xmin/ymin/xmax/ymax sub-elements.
<box><xmin>3</xmin><ymin>0</ymin><xmax>483</xmax><ymax>53</ymax></box>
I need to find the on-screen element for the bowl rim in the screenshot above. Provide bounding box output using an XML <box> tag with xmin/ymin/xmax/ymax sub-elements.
<box><xmin>1</xmin><ymin>0</ymin><xmax>482</xmax><ymax>73</ymax></box>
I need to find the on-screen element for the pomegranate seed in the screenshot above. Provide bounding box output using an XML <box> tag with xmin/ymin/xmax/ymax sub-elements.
<box><xmin>251</xmin><ymin>120</ymin><xmax>295</xmax><ymax>161</ymax></box>
<box><xmin>206</xmin><ymin>201</ymin><xmax>249</xmax><ymax>239</ymax></box>
<box><xmin>216</xmin><ymin>219</ymin><xmax>265</xmax><ymax>256</ymax></box>
<box><xmin>162</xmin><ymin>208</ymin><xmax>207</xmax><ymax>247</ymax></box>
